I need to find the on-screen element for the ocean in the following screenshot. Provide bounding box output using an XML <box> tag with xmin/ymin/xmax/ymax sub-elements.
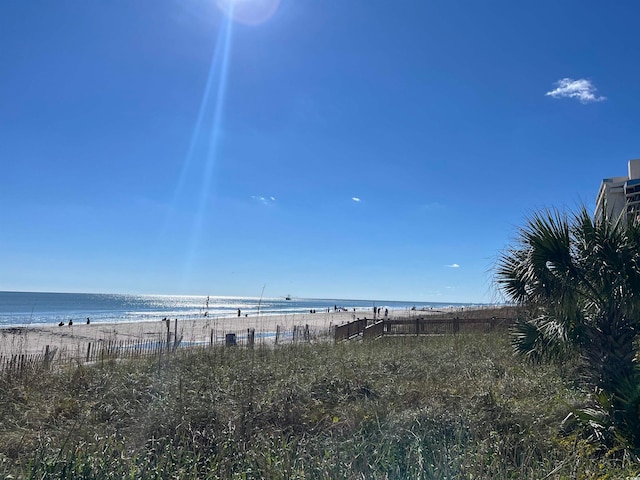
<box><xmin>0</xmin><ymin>291</ymin><xmax>477</xmax><ymax>327</ymax></box>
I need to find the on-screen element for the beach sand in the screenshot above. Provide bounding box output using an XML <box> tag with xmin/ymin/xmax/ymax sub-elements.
<box><xmin>0</xmin><ymin>309</ymin><xmax>393</xmax><ymax>356</ymax></box>
<box><xmin>0</xmin><ymin>304</ymin><xmax>499</xmax><ymax>359</ymax></box>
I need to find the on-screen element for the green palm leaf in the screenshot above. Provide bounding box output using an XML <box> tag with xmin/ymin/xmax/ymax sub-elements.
<box><xmin>496</xmin><ymin>205</ymin><xmax>640</xmax><ymax>452</ymax></box>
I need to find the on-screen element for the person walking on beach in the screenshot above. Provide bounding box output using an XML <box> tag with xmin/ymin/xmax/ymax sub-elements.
<box><xmin>237</xmin><ymin>308</ymin><xmax>241</xmax><ymax>317</ymax></box>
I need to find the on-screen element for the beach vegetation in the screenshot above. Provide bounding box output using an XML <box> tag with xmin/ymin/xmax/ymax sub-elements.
<box><xmin>1</xmin><ymin>331</ymin><xmax>639</xmax><ymax>478</ymax></box>
<box><xmin>496</xmin><ymin>206</ymin><xmax>640</xmax><ymax>456</ymax></box>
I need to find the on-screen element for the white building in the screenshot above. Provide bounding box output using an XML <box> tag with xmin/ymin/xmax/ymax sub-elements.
<box><xmin>595</xmin><ymin>159</ymin><xmax>640</xmax><ymax>223</ymax></box>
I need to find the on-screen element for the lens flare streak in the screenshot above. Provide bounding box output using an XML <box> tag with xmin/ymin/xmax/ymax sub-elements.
<box><xmin>164</xmin><ymin>8</ymin><xmax>235</xmax><ymax>285</ymax></box>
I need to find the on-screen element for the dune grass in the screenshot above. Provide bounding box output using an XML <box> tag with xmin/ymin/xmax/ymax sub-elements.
<box><xmin>0</xmin><ymin>332</ymin><xmax>638</xmax><ymax>479</ymax></box>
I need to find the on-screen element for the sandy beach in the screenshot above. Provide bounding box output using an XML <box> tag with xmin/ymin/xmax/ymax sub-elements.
<box><xmin>0</xmin><ymin>309</ymin><xmax>392</xmax><ymax>357</ymax></box>
<box><xmin>0</xmin><ymin>303</ymin><xmax>497</xmax><ymax>360</ymax></box>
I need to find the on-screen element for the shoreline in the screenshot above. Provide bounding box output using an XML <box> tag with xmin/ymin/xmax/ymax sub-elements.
<box><xmin>0</xmin><ymin>305</ymin><xmax>509</xmax><ymax>357</ymax></box>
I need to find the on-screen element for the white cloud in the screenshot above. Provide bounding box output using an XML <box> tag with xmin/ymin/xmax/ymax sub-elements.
<box><xmin>352</xmin><ymin>197</ymin><xmax>361</xmax><ymax>202</ymax></box>
<box><xmin>445</xmin><ymin>263</ymin><xmax>460</xmax><ymax>268</ymax></box>
<box><xmin>545</xmin><ymin>78</ymin><xmax>606</xmax><ymax>104</ymax></box>
<box><xmin>251</xmin><ymin>195</ymin><xmax>276</xmax><ymax>206</ymax></box>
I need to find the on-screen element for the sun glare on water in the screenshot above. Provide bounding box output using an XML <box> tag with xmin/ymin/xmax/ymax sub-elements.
<box><xmin>216</xmin><ymin>0</ymin><xmax>281</xmax><ymax>25</ymax></box>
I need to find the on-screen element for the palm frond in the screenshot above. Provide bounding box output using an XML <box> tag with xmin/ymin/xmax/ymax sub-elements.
<box><xmin>495</xmin><ymin>203</ymin><xmax>640</xmax><ymax>451</ymax></box>
<box><xmin>510</xmin><ymin>316</ymin><xmax>572</xmax><ymax>363</ymax></box>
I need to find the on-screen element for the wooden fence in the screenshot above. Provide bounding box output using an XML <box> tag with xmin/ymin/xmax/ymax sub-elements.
<box><xmin>336</xmin><ymin>316</ymin><xmax>515</xmax><ymax>342</ymax></box>
<box><xmin>0</xmin><ymin>323</ymin><xmax>322</xmax><ymax>377</ymax></box>
<box><xmin>334</xmin><ymin>319</ymin><xmax>368</xmax><ymax>341</ymax></box>
<box><xmin>0</xmin><ymin>352</ymin><xmax>48</xmax><ymax>375</ymax></box>
<box><xmin>363</xmin><ymin>320</ymin><xmax>385</xmax><ymax>339</ymax></box>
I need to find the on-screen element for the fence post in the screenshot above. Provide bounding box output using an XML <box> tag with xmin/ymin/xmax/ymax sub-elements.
<box><xmin>275</xmin><ymin>325</ymin><xmax>280</xmax><ymax>345</ymax></box>
<box><xmin>174</xmin><ymin>319</ymin><xmax>178</xmax><ymax>350</ymax></box>
<box><xmin>44</xmin><ymin>345</ymin><xmax>50</xmax><ymax>369</ymax></box>
<box><xmin>415</xmin><ymin>317</ymin><xmax>419</xmax><ymax>336</ymax></box>
<box><xmin>86</xmin><ymin>343</ymin><xmax>91</xmax><ymax>363</ymax></box>
<box><xmin>166</xmin><ymin>319</ymin><xmax>171</xmax><ymax>351</ymax></box>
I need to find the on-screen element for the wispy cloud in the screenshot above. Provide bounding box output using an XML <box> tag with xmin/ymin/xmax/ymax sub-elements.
<box><xmin>251</xmin><ymin>195</ymin><xmax>276</xmax><ymax>206</ymax></box>
<box><xmin>445</xmin><ymin>263</ymin><xmax>460</xmax><ymax>268</ymax></box>
<box><xmin>352</xmin><ymin>197</ymin><xmax>361</xmax><ymax>202</ymax></box>
<box><xmin>545</xmin><ymin>78</ymin><xmax>606</xmax><ymax>104</ymax></box>
<box><xmin>420</xmin><ymin>201</ymin><xmax>445</xmax><ymax>211</ymax></box>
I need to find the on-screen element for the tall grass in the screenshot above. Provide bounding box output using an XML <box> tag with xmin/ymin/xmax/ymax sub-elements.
<box><xmin>0</xmin><ymin>332</ymin><xmax>638</xmax><ymax>478</ymax></box>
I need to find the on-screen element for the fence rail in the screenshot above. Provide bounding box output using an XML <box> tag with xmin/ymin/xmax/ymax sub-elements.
<box><xmin>336</xmin><ymin>316</ymin><xmax>515</xmax><ymax>342</ymax></box>
<box><xmin>334</xmin><ymin>319</ymin><xmax>368</xmax><ymax>341</ymax></box>
<box><xmin>363</xmin><ymin>320</ymin><xmax>385</xmax><ymax>339</ymax></box>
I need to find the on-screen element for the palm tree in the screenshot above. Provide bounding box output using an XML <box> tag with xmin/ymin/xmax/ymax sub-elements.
<box><xmin>496</xmin><ymin>206</ymin><xmax>640</xmax><ymax>451</ymax></box>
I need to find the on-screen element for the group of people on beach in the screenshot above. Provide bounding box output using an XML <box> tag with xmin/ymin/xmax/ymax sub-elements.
<box><xmin>373</xmin><ymin>307</ymin><xmax>389</xmax><ymax>319</ymax></box>
<box><xmin>58</xmin><ymin>317</ymin><xmax>91</xmax><ymax>327</ymax></box>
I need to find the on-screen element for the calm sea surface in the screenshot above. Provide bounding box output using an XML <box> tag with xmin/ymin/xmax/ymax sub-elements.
<box><xmin>0</xmin><ymin>291</ymin><xmax>478</xmax><ymax>327</ymax></box>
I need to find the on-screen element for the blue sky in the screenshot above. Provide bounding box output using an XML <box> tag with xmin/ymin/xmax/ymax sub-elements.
<box><xmin>2</xmin><ymin>0</ymin><xmax>640</xmax><ymax>302</ymax></box>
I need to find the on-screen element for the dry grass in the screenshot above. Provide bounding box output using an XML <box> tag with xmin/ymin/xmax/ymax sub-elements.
<box><xmin>0</xmin><ymin>331</ymin><xmax>638</xmax><ymax>479</ymax></box>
